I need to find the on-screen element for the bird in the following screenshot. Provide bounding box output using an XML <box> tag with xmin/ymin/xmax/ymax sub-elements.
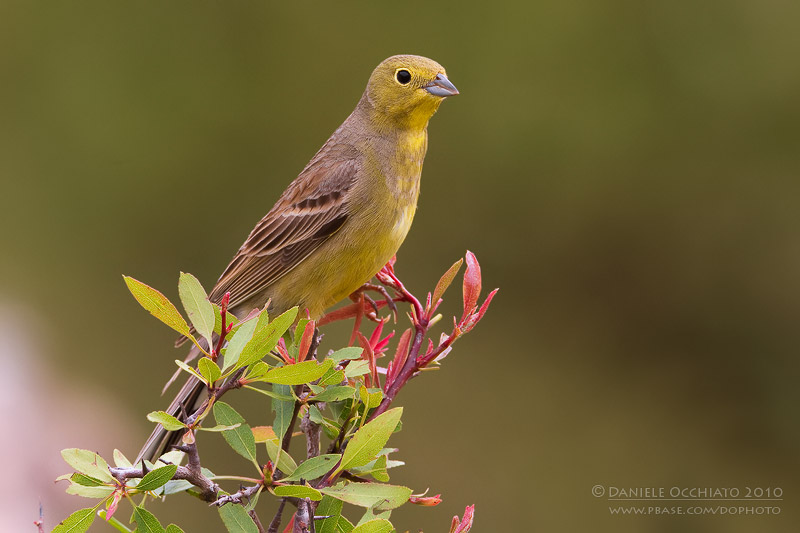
<box><xmin>136</xmin><ymin>54</ymin><xmax>458</xmax><ymax>464</ymax></box>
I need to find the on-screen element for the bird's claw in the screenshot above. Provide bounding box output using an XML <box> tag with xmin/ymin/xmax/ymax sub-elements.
<box><xmin>350</xmin><ymin>282</ymin><xmax>398</xmax><ymax>322</ymax></box>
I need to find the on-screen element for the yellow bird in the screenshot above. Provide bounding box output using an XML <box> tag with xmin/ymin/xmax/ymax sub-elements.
<box><xmin>137</xmin><ymin>54</ymin><xmax>458</xmax><ymax>463</ymax></box>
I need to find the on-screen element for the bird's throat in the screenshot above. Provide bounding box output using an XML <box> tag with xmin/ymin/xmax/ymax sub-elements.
<box><xmin>389</xmin><ymin>128</ymin><xmax>427</xmax><ymax>200</ymax></box>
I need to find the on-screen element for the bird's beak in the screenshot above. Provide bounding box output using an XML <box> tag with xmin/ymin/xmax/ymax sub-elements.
<box><xmin>424</xmin><ymin>73</ymin><xmax>459</xmax><ymax>97</ymax></box>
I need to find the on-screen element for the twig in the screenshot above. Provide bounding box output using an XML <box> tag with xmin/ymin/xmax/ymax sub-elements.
<box><xmin>370</xmin><ymin>328</ymin><xmax>425</xmax><ymax>419</ymax></box>
<box><xmin>109</xmin><ymin>364</ymin><xmax>247</xmax><ymax>503</ymax></box>
<box><xmin>267</xmin><ymin>499</ymin><xmax>287</xmax><ymax>533</ymax></box>
<box><xmin>300</xmin><ymin>407</ymin><xmax>320</xmax><ymax>460</ymax></box>
<box><xmin>210</xmin><ymin>482</ymin><xmax>262</xmax><ymax>507</ymax></box>
<box><xmin>180</xmin><ymin>366</ymin><xmax>247</xmax><ymax>430</ymax></box>
<box><xmin>307</xmin><ymin>498</ymin><xmax>317</xmax><ymax>533</ymax></box>
<box><xmin>325</xmin><ymin>411</ymin><xmax>353</xmax><ymax>455</ymax></box>
<box><xmin>213</xmin><ymin>292</ymin><xmax>232</xmax><ymax>360</ymax></box>
<box><xmin>109</xmin><ymin>461</ymin><xmax>219</xmax><ymax>502</ymax></box>
<box><xmin>281</xmin><ymin>400</ymin><xmax>302</xmax><ymax>453</ymax></box>
<box><xmin>293</xmin><ymin>498</ymin><xmax>312</xmax><ymax>533</ymax></box>
<box><xmin>250</xmin><ymin>509</ymin><xmax>267</xmax><ymax>533</ymax></box>
<box><xmin>34</xmin><ymin>502</ymin><xmax>44</xmax><ymax>533</ymax></box>
<box><xmin>216</xmin><ymin>367</ymin><xmax>247</xmax><ymax>399</ymax></box>
<box><xmin>281</xmin><ymin>327</ymin><xmax>322</xmax><ymax>454</ymax></box>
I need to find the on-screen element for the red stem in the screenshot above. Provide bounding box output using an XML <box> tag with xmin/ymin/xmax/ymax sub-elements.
<box><xmin>213</xmin><ymin>292</ymin><xmax>231</xmax><ymax>360</ymax></box>
<box><xmin>370</xmin><ymin>323</ymin><xmax>426</xmax><ymax>419</ymax></box>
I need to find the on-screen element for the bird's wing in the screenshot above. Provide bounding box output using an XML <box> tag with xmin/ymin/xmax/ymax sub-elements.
<box><xmin>208</xmin><ymin>148</ymin><xmax>360</xmax><ymax>311</ymax></box>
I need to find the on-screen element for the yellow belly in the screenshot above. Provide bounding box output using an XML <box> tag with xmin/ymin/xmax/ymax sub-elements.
<box><xmin>266</xmin><ymin>199</ymin><xmax>417</xmax><ymax>319</ymax></box>
<box><xmin>264</xmin><ymin>131</ymin><xmax>425</xmax><ymax>319</ymax></box>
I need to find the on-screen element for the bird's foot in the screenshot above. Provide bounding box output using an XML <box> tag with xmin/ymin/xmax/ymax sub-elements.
<box><xmin>349</xmin><ymin>282</ymin><xmax>398</xmax><ymax>322</ymax></box>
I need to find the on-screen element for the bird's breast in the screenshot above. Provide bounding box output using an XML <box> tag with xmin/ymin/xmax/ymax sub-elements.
<box><xmin>390</xmin><ymin>202</ymin><xmax>417</xmax><ymax>243</ymax></box>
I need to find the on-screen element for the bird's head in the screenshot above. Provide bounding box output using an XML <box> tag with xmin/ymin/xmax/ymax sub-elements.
<box><xmin>363</xmin><ymin>55</ymin><xmax>458</xmax><ymax>130</ymax></box>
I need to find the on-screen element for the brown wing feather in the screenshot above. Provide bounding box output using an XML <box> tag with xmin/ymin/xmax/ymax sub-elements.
<box><xmin>173</xmin><ymin>140</ymin><xmax>360</xmax><ymax>348</ymax></box>
<box><xmin>208</xmin><ymin>160</ymin><xmax>357</xmax><ymax>307</ymax></box>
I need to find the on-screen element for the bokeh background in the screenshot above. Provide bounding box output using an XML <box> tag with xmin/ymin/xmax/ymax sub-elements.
<box><xmin>2</xmin><ymin>1</ymin><xmax>799</xmax><ymax>531</ymax></box>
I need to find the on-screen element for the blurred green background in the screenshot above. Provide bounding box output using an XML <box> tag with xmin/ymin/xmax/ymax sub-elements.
<box><xmin>2</xmin><ymin>1</ymin><xmax>799</xmax><ymax>531</ymax></box>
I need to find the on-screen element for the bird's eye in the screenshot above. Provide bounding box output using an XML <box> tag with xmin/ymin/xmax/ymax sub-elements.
<box><xmin>396</xmin><ymin>69</ymin><xmax>412</xmax><ymax>85</ymax></box>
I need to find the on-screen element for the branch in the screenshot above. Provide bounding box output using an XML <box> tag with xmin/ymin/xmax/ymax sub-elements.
<box><xmin>371</xmin><ymin>328</ymin><xmax>425</xmax><ymax>419</ymax></box>
<box><xmin>369</xmin><ymin>254</ymin><xmax>497</xmax><ymax>420</ymax></box>
<box><xmin>108</xmin><ymin>368</ymin><xmax>249</xmax><ymax>503</ymax></box>
<box><xmin>300</xmin><ymin>407</ymin><xmax>320</xmax><ymax>460</ymax></box>
<box><xmin>267</xmin><ymin>499</ymin><xmax>287</xmax><ymax>533</ymax></box>
<box><xmin>213</xmin><ymin>292</ymin><xmax>232</xmax><ymax>360</ymax></box>
<box><xmin>293</xmin><ymin>498</ymin><xmax>314</xmax><ymax>533</ymax></box>
<box><xmin>109</xmin><ymin>460</ymin><xmax>219</xmax><ymax>502</ymax></box>
<box><xmin>210</xmin><ymin>482</ymin><xmax>263</xmax><ymax>507</ymax></box>
<box><xmin>249</xmin><ymin>509</ymin><xmax>267</xmax><ymax>533</ymax></box>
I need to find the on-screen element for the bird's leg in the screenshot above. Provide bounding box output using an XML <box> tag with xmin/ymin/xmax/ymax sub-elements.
<box><xmin>317</xmin><ymin>282</ymin><xmax>399</xmax><ymax>330</ymax></box>
<box><xmin>350</xmin><ymin>290</ymin><xmax>379</xmax><ymax>320</ymax></box>
<box><xmin>346</xmin><ymin>292</ymin><xmax>366</xmax><ymax>345</ymax></box>
<box><xmin>349</xmin><ymin>282</ymin><xmax>399</xmax><ymax>321</ymax></box>
<box><xmin>346</xmin><ymin>283</ymin><xmax>395</xmax><ymax>346</ymax></box>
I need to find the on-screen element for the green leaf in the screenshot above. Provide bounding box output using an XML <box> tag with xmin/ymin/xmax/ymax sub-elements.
<box><xmin>178</xmin><ymin>272</ymin><xmax>215</xmax><ymax>345</ymax></box>
<box><xmin>198</xmin><ymin>357</ymin><xmax>221</xmax><ymax>384</ymax></box>
<box><xmin>357</xmin><ymin>504</ymin><xmax>391</xmax><ymax>526</ymax></box>
<box><xmin>136</xmin><ymin>464</ymin><xmax>178</xmax><ymax>492</ymax></box>
<box><xmin>218</xmin><ymin>502</ymin><xmax>259</xmax><ymax>533</ymax></box>
<box><xmin>271</xmin><ymin>384</ymin><xmax>294</xmax><ymax>442</ymax></box>
<box><xmin>280</xmin><ymin>454</ymin><xmax>341</xmax><ymax>482</ymax></box>
<box><xmin>316</xmin><ymin>495</ymin><xmax>344</xmax><ymax>533</ymax></box>
<box><xmin>338</xmin><ymin>517</ymin><xmax>355</xmax><ymax>532</ymax></box>
<box><xmin>320</xmin><ymin>482</ymin><xmax>412</xmax><ymax>510</ymax></box>
<box><xmin>273</xmin><ymin>484</ymin><xmax>322</xmax><ymax>500</ymax></box>
<box><xmin>221</xmin><ymin>315</ymin><xmax>258</xmax><ymax>372</ymax></box>
<box><xmin>254</xmin><ymin>305</ymin><xmax>270</xmax><ymax>330</ymax></box>
<box><xmin>350</xmin><ymin>455</ymin><xmax>389</xmax><ymax>482</ymax></box>
<box><xmin>259</xmin><ymin>359</ymin><xmax>334</xmax><ymax>385</ymax></box>
<box><xmin>158</xmin><ymin>450</ymin><xmax>186</xmax><ymax>467</ymax></box>
<box><xmin>351</xmin><ymin>519</ymin><xmax>394</xmax><ymax>533</ymax></box>
<box><xmin>244</xmin><ymin>361</ymin><xmax>271</xmax><ymax>380</ymax></box>
<box><xmin>65</xmin><ymin>483</ymin><xmax>115</xmax><ymax>498</ymax></box>
<box><xmin>147</xmin><ymin>411</ymin><xmax>187</xmax><ymax>431</ymax></box>
<box><xmin>328</xmin><ymin>401</ymin><xmax>350</xmax><ymax>424</ymax></box>
<box><xmin>318</xmin><ymin>368</ymin><xmax>346</xmax><ymax>386</ymax></box>
<box><xmin>358</xmin><ymin>386</ymin><xmax>383</xmax><ymax>409</ymax></box>
<box><xmin>113</xmin><ymin>449</ymin><xmax>132</xmax><ymax>468</ymax></box>
<box><xmin>162</xmin><ymin>479</ymin><xmax>193</xmax><ymax>495</ymax></box>
<box><xmin>432</xmin><ymin>258</ymin><xmax>463</xmax><ymax>305</ymax></box>
<box><xmin>213</xmin><ymin>402</ymin><xmax>257</xmax><ymax>466</ymax></box>
<box><xmin>197</xmin><ymin>423</ymin><xmax>241</xmax><ymax>432</ymax></box>
<box><xmin>245</xmin><ymin>385</ymin><xmax>294</xmax><ymax>401</ymax></box>
<box><xmin>52</xmin><ymin>507</ymin><xmax>96</xmax><ymax>533</ymax></box>
<box><xmin>344</xmin><ymin>360</ymin><xmax>370</xmax><ymax>378</ymax></box>
<box><xmin>165</xmin><ymin>525</ymin><xmax>185</xmax><ymax>533</ymax></box>
<box><xmin>237</xmin><ymin>307</ymin><xmax>298</xmax><ymax>369</ymax></box>
<box><xmin>371</xmin><ymin>471</ymin><xmax>389</xmax><ymax>483</ymax></box>
<box><xmin>337</xmin><ymin>408</ymin><xmax>402</xmax><ymax>473</ymax></box>
<box><xmin>265</xmin><ymin>439</ymin><xmax>297</xmax><ymax>475</ymax></box>
<box><xmin>124</xmin><ymin>276</ymin><xmax>191</xmax><ymax>338</ymax></box>
<box><xmin>308</xmin><ymin>405</ymin><xmax>341</xmax><ymax>437</ymax></box>
<box><xmin>61</xmin><ymin>448</ymin><xmax>114</xmax><ymax>483</ymax></box>
<box><xmin>327</xmin><ymin>347</ymin><xmax>364</xmax><ymax>362</ymax></box>
<box><xmin>174</xmin><ymin>359</ymin><xmax>205</xmax><ymax>382</ymax></box>
<box><xmin>133</xmin><ymin>506</ymin><xmax>165</xmax><ymax>533</ymax></box>
<box><xmin>70</xmin><ymin>473</ymin><xmax>104</xmax><ymax>487</ymax></box>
